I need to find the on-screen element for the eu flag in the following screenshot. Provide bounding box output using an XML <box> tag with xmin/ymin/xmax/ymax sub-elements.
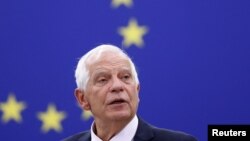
<box><xmin>1</xmin><ymin>0</ymin><xmax>250</xmax><ymax>141</ymax></box>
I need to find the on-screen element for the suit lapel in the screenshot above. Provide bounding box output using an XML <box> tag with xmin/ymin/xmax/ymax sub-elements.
<box><xmin>133</xmin><ymin>118</ymin><xmax>154</xmax><ymax>141</ymax></box>
<box><xmin>78</xmin><ymin>132</ymin><xmax>91</xmax><ymax>141</ymax></box>
<box><xmin>76</xmin><ymin>118</ymin><xmax>154</xmax><ymax>141</ymax></box>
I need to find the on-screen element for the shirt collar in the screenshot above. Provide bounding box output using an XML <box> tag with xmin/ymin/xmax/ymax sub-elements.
<box><xmin>91</xmin><ymin>115</ymin><xmax>139</xmax><ymax>141</ymax></box>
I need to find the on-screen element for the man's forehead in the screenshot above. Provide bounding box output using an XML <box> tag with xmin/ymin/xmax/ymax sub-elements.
<box><xmin>85</xmin><ymin>50</ymin><xmax>132</xmax><ymax>74</ymax></box>
<box><xmin>89</xmin><ymin>60</ymin><xmax>131</xmax><ymax>74</ymax></box>
<box><xmin>91</xmin><ymin>67</ymin><xmax>132</xmax><ymax>76</ymax></box>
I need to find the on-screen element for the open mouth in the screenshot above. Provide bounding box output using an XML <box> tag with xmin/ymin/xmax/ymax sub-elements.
<box><xmin>109</xmin><ymin>99</ymin><xmax>126</xmax><ymax>105</ymax></box>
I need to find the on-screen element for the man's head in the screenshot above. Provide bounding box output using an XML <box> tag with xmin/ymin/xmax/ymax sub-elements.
<box><xmin>74</xmin><ymin>44</ymin><xmax>140</xmax><ymax>122</ymax></box>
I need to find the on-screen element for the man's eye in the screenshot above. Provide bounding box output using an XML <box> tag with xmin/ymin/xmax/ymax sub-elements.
<box><xmin>98</xmin><ymin>78</ymin><xmax>107</xmax><ymax>83</ymax></box>
<box><xmin>122</xmin><ymin>74</ymin><xmax>131</xmax><ymax>80</ymax></box>
<box><xmin>95</xmin><ymin>76</ymin><xmax>109</xmax><ymax>86</ymax></box>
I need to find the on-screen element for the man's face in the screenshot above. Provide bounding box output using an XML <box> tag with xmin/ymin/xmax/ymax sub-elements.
<box><xmin>77</xmin><ymin>52</ymin><xmax>139</xmax><ymax>122</ymax></box>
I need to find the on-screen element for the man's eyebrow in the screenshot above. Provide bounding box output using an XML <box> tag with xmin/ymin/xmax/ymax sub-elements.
<box><xmin>91</xmin><ymin>67</ymin><xmax>131</xmax><ymax>76</ymax></box>
<box><xmin>91</xmin><ymin>69</ymin><xmax>109</xmax><ymax>78</ymax></box>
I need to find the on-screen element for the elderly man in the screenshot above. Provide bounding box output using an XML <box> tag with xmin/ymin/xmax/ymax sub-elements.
<box><xmin>63</xmin><ymin>44</ymin><xmax>197</xmax><ymax>141</ymax></box>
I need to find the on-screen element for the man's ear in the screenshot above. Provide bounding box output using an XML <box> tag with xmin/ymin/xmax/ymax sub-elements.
<box><xmin>75</xmin><ymin>89</ymin><xmax>90</xmax><ymax>110</ymax></box>
<box><xmin>137</xmin><ymin>84</ymin><xmax>140</xmax><ymax>92</ymax></box>
<box><xmin>137</xmin><ymin>84</ymin><xmax>140</xmax><ymax>102</ymax></box>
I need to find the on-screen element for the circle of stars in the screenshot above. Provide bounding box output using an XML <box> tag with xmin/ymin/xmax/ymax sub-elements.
<box><xmin>0</xmin><ymin>93</ymin><xmax>92</xmax><ymax>133</ymax></box>
<box><xmin>0</xmin><ymin>0</ymin><xmax>149</xmax><ymax>134</ymax></box>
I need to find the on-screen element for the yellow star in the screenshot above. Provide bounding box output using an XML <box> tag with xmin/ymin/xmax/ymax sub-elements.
<box><xmin>0</xmin><ymin>94</ymin><xmax>26</xmax><ymax>123</ymax></box>
<box><xmin>111</xmin><ymin>0</ymin><xmax>133</xmax><ymax>8</ymax></box>
<box><xmin>37</xmin><ymin>104</ymin><xmax>66</xmax><ymax>133</ymax></box>
<box><xmin>81</xmin><ymin>110</ymin><xmax>92</xmax><ymax>121</ymax></box>
<box><xmin>118</xmin><ymin>18</ymin><xmax>148</xmax><ymax>48</ymax></box>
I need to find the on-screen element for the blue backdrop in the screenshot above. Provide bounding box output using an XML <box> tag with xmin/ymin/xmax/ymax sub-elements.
<box><xmin>0</xmin><ymin>0</ymin><xmax>250</xmax><ymax>141</ymax></box>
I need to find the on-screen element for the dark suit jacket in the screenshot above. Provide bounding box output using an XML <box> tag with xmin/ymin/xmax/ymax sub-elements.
<box><xmin>62</xmin><ymin>118</ymin><xmax>197</xmax><ymax>141</ymax></box>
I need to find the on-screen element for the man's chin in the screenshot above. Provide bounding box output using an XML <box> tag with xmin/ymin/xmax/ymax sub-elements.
<box><xmin>107</xmin><ymin>111</ymin><xmax>133</xmax><ymax>121</ymax></box>
<box><xmin>105</xmin><ymin>103</ymin><xmax>135</xmax><ymax>120</ymax></box>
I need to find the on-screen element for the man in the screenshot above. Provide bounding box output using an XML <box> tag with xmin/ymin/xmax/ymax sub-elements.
<box><xmin>63</xmin><ymin>44</ymin><xmax>197</xmax><ymax>141</ymax></box>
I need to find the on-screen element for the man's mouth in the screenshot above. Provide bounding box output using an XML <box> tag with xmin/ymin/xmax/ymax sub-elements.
<box><xmin>109</xmin><ymin>99</ymin><xmax>126</xmax><ymax>105</ymax></box>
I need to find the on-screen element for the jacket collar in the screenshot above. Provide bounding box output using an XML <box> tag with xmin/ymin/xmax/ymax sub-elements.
<box><xmin>133</xmin><ymin>118</ymin><xmax>154</xmax><ymax>141</ymax></box>
<box><xmin>76</xmin><ymin>118</ymin><xmax>154</xmax><ymax>141</ymax></box>
<box><xmin>78</xmin><ymin>132</ymin><xmax>91</xmax><ymax>141</ymax></box>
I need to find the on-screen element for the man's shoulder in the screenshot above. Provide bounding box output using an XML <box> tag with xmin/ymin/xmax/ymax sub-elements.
<box><xmin>151</xmin><ymin>126</ymin><xmax>197</xmax><ymax>141</ymax></box>
<box><xmin>62</xmin><ymin>131</ymin><xmax>90</xmax><ymax>141</ymax></box>
<box><xmin>137</xmin><ymin>118</ymin><xmax>197</xmax><ymax>141</ymax></box>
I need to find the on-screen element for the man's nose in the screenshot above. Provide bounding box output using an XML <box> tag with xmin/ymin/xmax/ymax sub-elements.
<box><xmin>110</xmin><ymin>77</ymin><xmax>124</xmax><ymax>93</ymax></box>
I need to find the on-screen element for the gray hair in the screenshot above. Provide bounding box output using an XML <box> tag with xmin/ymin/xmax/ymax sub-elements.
<box><xmin>75</xmin><ymin>44</ymin><xmax>139</xmax><ymax>91</ymax></box>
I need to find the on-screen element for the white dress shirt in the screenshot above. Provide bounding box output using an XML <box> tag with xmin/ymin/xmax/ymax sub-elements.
<box><xmin>90</xmin><ymin>115</ymin><xmax>139</xmax><ymax>141</ymax></box>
